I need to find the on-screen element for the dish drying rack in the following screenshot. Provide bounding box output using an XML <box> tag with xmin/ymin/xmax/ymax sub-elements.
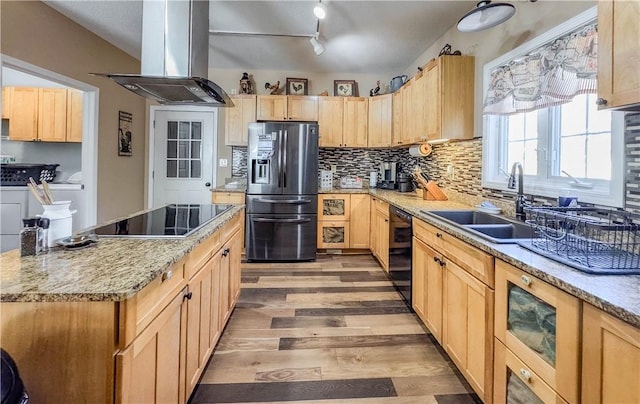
<box><xmin>520</xmin><ymin>207</ymin><xmax>640</xmax><ymax>275</ymax></box>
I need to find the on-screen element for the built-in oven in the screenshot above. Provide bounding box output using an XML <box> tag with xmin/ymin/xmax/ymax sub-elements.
<box><xmin>388</xmin><ymin>206</ymin><xmax>412</xmax><ymax>308</ymax></box>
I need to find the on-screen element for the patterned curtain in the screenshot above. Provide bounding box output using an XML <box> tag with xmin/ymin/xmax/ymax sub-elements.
<box><xmin>483</xmin><ymin>22</ymin><xmax>597</xmax><ymax>115</ymax></box>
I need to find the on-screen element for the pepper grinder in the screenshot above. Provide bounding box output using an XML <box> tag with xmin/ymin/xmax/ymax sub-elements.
<box><xmin>20</xmin><ymin>218</ymin><xmax>40</xmax><ymax>257</ymax></box>
<box><xmin>38</xmin><ymin>217</ymin><xmax>51</xmax><ymax>253</ymax></box>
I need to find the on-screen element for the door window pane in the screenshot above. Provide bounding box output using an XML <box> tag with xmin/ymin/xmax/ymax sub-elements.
<box><xmin>167</xmin><ymin>140</ymin><xmax>177</xmax><ymax>159</ymax></box>
<box><xmin>191</xmin><ymin>160</ymin><xmax>201</xmax><ymax>178</ymax></box>
<box><xmin>167</xmin><ymin>160</ymin><xmax>177</xmax><ymax>178</ymax></box>
<box><xmin>168</xmin><ymin>121</ymin><xmax>178</xmax><ymax>139</ymax></box>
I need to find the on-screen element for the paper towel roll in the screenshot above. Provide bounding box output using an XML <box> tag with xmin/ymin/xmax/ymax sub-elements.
<box><xmin>409</xmin><ymin>143</ymin><xmax>433</xmax><ymax>157</ymax></box>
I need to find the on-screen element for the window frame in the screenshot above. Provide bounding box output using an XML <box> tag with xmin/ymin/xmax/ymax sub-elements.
<box><xmin>481</xmin><ymin>6</ymin><xmax>625</xmax><ymax>208</ymax></box>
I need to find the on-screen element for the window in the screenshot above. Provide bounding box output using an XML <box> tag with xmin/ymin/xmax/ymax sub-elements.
<box><xmin>483</xmin><ymin>95</ymin><xmax>624</xmax><ymax>207</ymax></box>
<box><xmin>482</xmin><ymin>6</ymin><xmax>625</xmax><ymax>207</ymax></box>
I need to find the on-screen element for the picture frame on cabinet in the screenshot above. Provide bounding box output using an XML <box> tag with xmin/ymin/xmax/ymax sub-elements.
<box><xmin>334</xmin><ymin>80</ymin><xmax>358</xmax><ymax>97</ymax></box>
<box><xmin>286</xmin><ymin>77</ymin><xmax>308</xmax><ymax>95</ymax></box>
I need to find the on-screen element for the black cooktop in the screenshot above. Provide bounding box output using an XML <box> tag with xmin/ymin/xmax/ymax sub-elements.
<box><xmin>91</xmin><ymin>204</ymin><xmax>233</xmax><ymax>238</ymax></box>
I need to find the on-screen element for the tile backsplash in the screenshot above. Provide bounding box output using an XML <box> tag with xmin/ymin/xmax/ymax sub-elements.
<box><xmin>230</xmin><ymin>111</ymin><xmax>639</xmax><ymax>216</ymax></box>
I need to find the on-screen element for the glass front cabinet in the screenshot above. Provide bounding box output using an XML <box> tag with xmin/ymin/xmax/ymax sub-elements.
<box><xmin>494</xmin><ymin>260</ymin><xmax>580</xmax><ymax>404</ymax></box>
<box><xmin>317</xmin><ymin>194</ymin><xmax>351</xmax><ymax>248</ymax></box>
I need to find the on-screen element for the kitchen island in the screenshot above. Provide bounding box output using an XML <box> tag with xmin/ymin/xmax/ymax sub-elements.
<box><xmin>0</xmin><ymin>205</ymin><xmax>244</xmax><ymax>403</ymax></box>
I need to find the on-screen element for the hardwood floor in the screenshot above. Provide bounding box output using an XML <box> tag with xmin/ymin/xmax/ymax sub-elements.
<box><xmin>190</xmin><ymin>254</ymin><xmax>480</xmax><ymax>404</ymax></box>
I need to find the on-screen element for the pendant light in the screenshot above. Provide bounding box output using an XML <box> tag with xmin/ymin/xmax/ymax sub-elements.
<box><xmin>457</xmin><ymin>1</ymin><xmax>516</xmax><ymax>33</ymax></box>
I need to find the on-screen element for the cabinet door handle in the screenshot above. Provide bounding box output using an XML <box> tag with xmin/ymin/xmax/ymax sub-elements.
<box><xmin>595</xmin><ymin>97</ymin><xmax>608</xmax><ymax>106</ymax></box>
<box><xmin>222</xmin><ymin>248</ymin><xmax>230</xmax><ymax>257</ymax></box>
<box><xmin>183</xmin><ymin>291</ymin><xmax>193</xmax><ymax>301</ymax></box>
<box><xmin>162</xmin><ymin>270</ymin><xmax>173</xmax><ymax>282</ymax></box>
<box><xmin>519</xmin><ymin>368</ymin><xmax>531</xmax><ymax>382</ymax></box>
<box><xmin>436</xmin><ymin>233</ymin><xmax>443</xmax><ymax>238</ymax></box>
<box><xmin>433</xmin><ymin>256</ymin><xmax>441</xmax><ymax>264</ymax></box>
<box><xmin>520</xmin><ymin>275</ymin><xmax>532</xmax><ymax>287</ymax></box>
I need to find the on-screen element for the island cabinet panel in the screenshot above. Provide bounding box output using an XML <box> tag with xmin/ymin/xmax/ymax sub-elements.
<box><xmin>0</xmin><ymin>301</ymin><xmax>117</xmax><ymax>404</ymax></box>
<box><xmin>582</xmin><ymin>303</ymin><xmax>640</xmax><ymax>404</ymax></box>
<box><xmin>116</xmin><ymin>289</ymin><xmax>187</xmax><ymax>404</ymax></box>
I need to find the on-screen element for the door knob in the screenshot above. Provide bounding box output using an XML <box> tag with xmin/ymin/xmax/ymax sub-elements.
<box><xmin>205</xmin><ymin>182</ymin><xmax>211</xmax><ymax>187</ymax></box>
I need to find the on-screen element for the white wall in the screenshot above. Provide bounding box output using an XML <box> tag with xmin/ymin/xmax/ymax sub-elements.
<box><xmin>403</xmin><ymin>0</ymin><xmax>596</xmax><ymax>138</ymax></box>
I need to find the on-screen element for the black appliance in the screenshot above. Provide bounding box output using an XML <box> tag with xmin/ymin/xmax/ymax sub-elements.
<box><xmin>397</xmin><ymin>172</ymin><xmax>414</xmax><ymax>193</ymax></box>
<box><xmin>1</xmin><ymin>349</ymin><xmax>29</xmax><ymax>404</ymax></box>
<box><xmin>388</xmin><ymin>206</ymin><xmax>413</xmax><ymax>308</ymax></box>
<box><xmin>91</xmin><ymin>204</ymin><xmax>232</xmax><ymax>238</ymax></box>
<box><xmin>245</xmin><ymin>122</ymin><xmax>319</xmax><ymax>261</ymax></box>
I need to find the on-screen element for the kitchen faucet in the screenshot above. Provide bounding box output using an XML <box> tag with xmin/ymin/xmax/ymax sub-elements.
<box><xmin>507</xmin><ymin>162</ymin><xmax>527</xmax><ymax>221</ymax></box>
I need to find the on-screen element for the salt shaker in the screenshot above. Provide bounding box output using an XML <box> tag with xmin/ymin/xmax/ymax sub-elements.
<box><xmin>20</xmin><ymin>218</ymin><xmax>39</xmax><ymax>257</ymax></box>
<box><xmin>38</xmin><ymin>217</ymin><xmax>50</xmax><ymax>253</ymax></box>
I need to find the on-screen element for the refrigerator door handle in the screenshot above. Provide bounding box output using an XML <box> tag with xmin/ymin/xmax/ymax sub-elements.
<box><xmin>283</xmin><ymin>129</ymin><xmax>288</xmax><ymax>189</ymax></box>
<box><xmin>255</xmin><ymin>198</ymin><xmax>312</xmax><ymax>205</ymax></box>
<box><xmin>277</xmin><ymin>129</ymin><xmax>283</xmax><ymax>188</ymax></box>
<box><xmin>253</xmin><ymin>217</ymin><xmax>312</xmax><ymax>224</ymax></box>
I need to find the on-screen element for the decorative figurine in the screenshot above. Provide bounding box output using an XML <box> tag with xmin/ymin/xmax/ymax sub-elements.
<box><xmin>240</xmin><ymin>72</ymin><xmax>253</xmax><ymax>94</ymax></box>
<box><xmin>369</xmin><ymin>80</ymin><xmax>381</xmax><ymax>97</ymax></box>
<box><xmin>264</xmin><ymin>81</ymin><xmax>282</xmax><ymax>95</ymax></box>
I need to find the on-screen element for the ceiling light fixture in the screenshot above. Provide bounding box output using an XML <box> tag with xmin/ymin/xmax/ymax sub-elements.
<box><xmin>313</xmin><ymin>1</ymin><xmax>327</xmax><ymax>20</ymax></box>
<box><xmin>309</xmin><ymin>35</ymin><xmax>325</xmax><ymax>56</ymax></box>
<box><xmin>457</xmin><ymin>1</ymin><xmax>515</xmax><ymax>33</ymax></box>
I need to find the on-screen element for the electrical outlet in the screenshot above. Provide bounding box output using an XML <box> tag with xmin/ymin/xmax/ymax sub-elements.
<box><xmin>219</xmin><ymin>158</ymin><xmax>228</xmax><ymax>167</ymax></box>
<box><xmin>331</xmin><ymin>165</ymin><xmax>337</xmax><ymax>173</ymax></box>
<box><xmin>447</xmin><ymin>165</ymin><xmax>455</xmax><ymax>180</ymax></box>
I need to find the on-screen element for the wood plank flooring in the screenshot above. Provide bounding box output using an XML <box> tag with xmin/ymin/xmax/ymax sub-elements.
<box><xmin>190</xmin><ymin>254</ymin><xmax>480</xmax><ymax>404</ymax></box>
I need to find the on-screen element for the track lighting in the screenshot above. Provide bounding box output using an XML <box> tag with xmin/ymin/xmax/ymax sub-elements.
<box><xmin>309</xmin><ymin>35</ymin><xmax>325</xmax><ymax>55</ymax></box>
<box><xmin>313</xmin><ymin>1</ymin><xmax>327</xmax><ymax>19</ymax></box>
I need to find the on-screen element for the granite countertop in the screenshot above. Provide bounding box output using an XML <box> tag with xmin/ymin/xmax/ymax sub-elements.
<box><xmin>368</xmin><ymin>189</ymin><xmax>640</xmax><ymax>329</ymax></box>
<box><xmin>0</xmin><ymin>205</ymin><xmax>244</xmax><ymax>303</ymax></box>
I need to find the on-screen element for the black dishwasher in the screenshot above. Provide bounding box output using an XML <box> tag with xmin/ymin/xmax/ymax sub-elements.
<box><xmin>388</xmin><ymin>206</ymin><xmax>413</xmax><ymax>309</ymax></box>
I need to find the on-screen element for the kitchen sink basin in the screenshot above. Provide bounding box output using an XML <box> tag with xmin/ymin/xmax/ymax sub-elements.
<box><xmin>420</xmin><ymin>209</ymin><xmax>536</xmax><ymax>244</ymax></box>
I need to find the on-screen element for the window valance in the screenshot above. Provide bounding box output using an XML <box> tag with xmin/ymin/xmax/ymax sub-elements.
<box><xmin>483</xmin><ymin>22</ymin><xmax>597</xmax><ymax>115</ymax></box>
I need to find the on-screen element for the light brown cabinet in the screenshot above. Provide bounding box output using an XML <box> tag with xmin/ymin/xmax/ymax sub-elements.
<box><xmin>256</xmin><ymin>95</ymin><xmax>318</xmax><ymax>121</ymax></box>
<box><xmin>494</xmin><ymin>260</ymin><xmax>580</xmax><ymax>404</ymax></box>
<box><xmin>318</xmin><ymin>96</ymin><xmax>344</xmax><ymax>147</ymax></box>
<box><xmin>582</xmin><ymin>303</ymin><xmax>640</xmax><ymax>403</ymax></box>
<box><xmin>1</xmin><ymin>88</ymin><xmax>9</xmax><ymax>119</ymax></box>
<box><xmin>392</xmin><ymin>91</ymin><xmax>403</xmax><ymax>146</ymax></box>
<box><xmin>369</xmin><ymin>196</ymin><xmax>389</xmax><ymax>271</ymax></box>
<box><xmin>424</xmin><ymin>56</ymin><xmax>475</xmax><ymax>142</ymax></box>
<box><xmin>224</xmin><ymin>94</ymin><xmax>256</xmax><ymax>146</ymax></box>
<box><xmin>597</xmin><ymin>0</ymin><xmax>640</xmax><ymax>109</ymax></box>
<box><xmin>367</xmin><ymin>94</ymin><xmax>393</xmax><ymax>147</ymax></box>
<box><xmin>399</xmin><ymin>79</ymin><xmax>413</xmax><ymax>145</ymax></box>
<box><xmin>4</xmin><ymin>86</ymin><xmax>83</xmax><ymax>142</ymax></box>
<box><xmin>349</xmin><ymin>194</ymin><xmax>371</xmax><ymax>249</ymax></box>
<box><xmin>411</xmin><ymin>217</ymin><xmax>493</xmax><ymax>403</ymax></box>
<box><xmin>318</xmin><ymin>193</ymin><xmax>369</xmax><ymax>249</ymax></box>
<box><xmin>412</xmin><ymin>235</ymin><xmax>443</xmax><ymax>343</ymax></box>
<box><xmin>342</xmin><ymin>97</ymin><xmax>368</xmax><ymax>147</ymax></box>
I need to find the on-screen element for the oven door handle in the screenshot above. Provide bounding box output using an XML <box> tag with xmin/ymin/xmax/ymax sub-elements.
<box><xmin>253</xmin><ymin>217</ymin><xmax>312</xmax><ymax>224</ymax></box>
<box><xmin>255</xmin><ymin>198</ymin><xmax>311</xmax><ymax>205</ymax></box>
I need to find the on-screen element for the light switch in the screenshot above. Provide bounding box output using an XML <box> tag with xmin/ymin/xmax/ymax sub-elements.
<box><xmin>219</xmin><ymin>158</ymin><xmax>228</xmax><ymax>167</ymax></box>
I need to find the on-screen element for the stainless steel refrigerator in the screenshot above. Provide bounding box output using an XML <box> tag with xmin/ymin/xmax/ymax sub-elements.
<box><xmin>245</xmin><ymin>122</ymin><xmax>319</xmax><ymax>261</ymax></box>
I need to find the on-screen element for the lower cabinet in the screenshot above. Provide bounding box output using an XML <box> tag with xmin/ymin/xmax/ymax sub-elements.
<box><xmin>443</xmin><ymin>258</ymin><xmax>494</xmax><ymax>403</ymax></box>
<box><xmin>582</xmin><ymin>303</ymin><xmax>640</xmax><ymax>403</ymax></box>
<box><xmin>117</xmin><ymin>289</ymin><xmax>187</xmax><ymax>404</ymax></box>
<box><xmin>317</xmin><ymin>193</ymin><xmax>370</xmax><ymax>249</ymax></box>
<box><xmin>370</xmin><ymin>197</ymin><xmax>389</xmax><ymax>271</ymax></box>
<box><xmin>412</xmin><ymin>236</ymin><xmax>443</xmax><ymax>343</ymax></box>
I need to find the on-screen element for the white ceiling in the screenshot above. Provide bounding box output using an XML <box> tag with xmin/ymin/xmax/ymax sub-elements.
<box><xmin>44</xmin><ymin>0</ymin><xmax>479</xmax><ymax>75</ymax></box>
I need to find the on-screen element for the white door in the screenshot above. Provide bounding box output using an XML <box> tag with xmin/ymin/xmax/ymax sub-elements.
<box><xmin>152</xmin><ymin>110</ymin><xmax>216</xmax><ymax>207</ymax></box>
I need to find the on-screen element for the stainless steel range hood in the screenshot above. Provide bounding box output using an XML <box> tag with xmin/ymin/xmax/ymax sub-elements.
<box><xmin>93</xmin><ymin>0</ymin><xmax>232</xmax><ymax>107</ymax></box>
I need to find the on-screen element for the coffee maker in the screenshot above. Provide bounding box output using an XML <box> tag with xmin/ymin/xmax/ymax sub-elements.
<box><xmin>378</xmin><ymin>162</ymin><xmax>398</xmax><ymax>189</ymax></box>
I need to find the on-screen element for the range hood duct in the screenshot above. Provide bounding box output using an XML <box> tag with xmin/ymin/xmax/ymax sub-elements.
<box><xmin>93</xmin><ymin>0</ymin><xmax>232</xmax><ymax>107</ymax></box>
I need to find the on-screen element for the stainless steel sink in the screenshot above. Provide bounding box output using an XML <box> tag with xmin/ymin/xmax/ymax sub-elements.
<box><xmin>420</xmin><ymin>210</ymin><xmax>536</xmax><ymax>244</ymax></box>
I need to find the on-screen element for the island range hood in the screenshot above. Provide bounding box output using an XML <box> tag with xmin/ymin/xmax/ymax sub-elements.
<box><xmin>93</xmin><ymin>0</ymin><xmax>232</xmax><ymax>107</ymax></box>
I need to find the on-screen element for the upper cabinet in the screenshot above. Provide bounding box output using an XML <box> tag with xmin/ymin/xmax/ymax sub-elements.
<box><xmin>225</xmin><ymin>94</ymin><xmax>256</xmax><ymax>146</ymax></box>
<box><xmin>597</xmin><ymin>0</ymin><xmax>640</xmax><ymax>109</ymax></box>
<box><xmin>368</xmin><ymin>94</ymin><xmax>393</xmax><ymax>148</ymax></box>
<box><xmin>318</xmin><ymin>96</ymin><xmax>344</xmax><ymax>147</ymax></box>
<box><xmin>4</xmin><ymin>86</ymin><xmax>82</xmax><ymax>142</ymax></box>
<box><xmin>425</xmin><ymin>55</ymin><xmax>475</xmax><ymax>142</ymax></box>
<box><xmin>256</xmin><ymin>95</ymin><xmax>318</xmax><ymax>121</ymax></box>
<box><xmin>318</xmin><ymin>96</ymin><xmax>368</xmax><ymax>147</ymax></box>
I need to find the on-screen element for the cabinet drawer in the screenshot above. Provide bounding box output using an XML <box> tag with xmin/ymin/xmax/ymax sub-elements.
<box><xmin>119</xmin><ymin>259</ymin><xmax>186</xmax><ymax>348</ymax></box>
<box><xmin>495</xmin><ymin>260</ymin><xmax>580</xmax><ymax>404</ymax></box>
<box><xmin>212</xmin><ymin>192</ymin><xmax>245</xmax><ymax>204</ymax></box>
<box><xmin>494</xmin><ymin>339</ymin><xmax>568</xmax><ymax>404</ymax></box>
<box><xmin>185</xmin><ymin>231</ymin><xmax>221</xmax><ymax>280</ymax></box>
<box><xmin>414</xmin><ymin>218</ymin><xmax>494</xmax><ymax>287</ymax></box>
